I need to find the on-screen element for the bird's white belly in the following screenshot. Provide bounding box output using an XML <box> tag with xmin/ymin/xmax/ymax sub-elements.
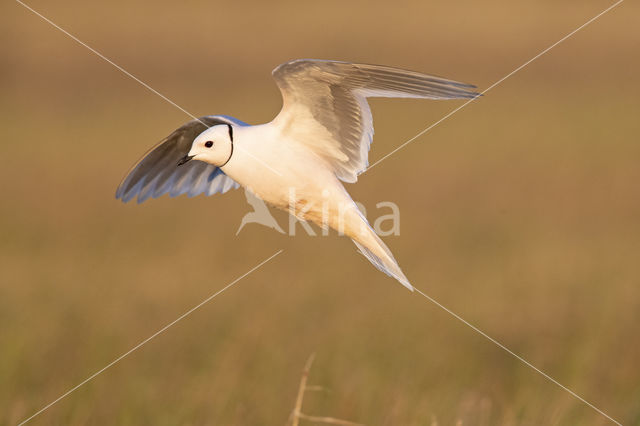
<box><xmin>224</xmin><ymin>134</ymin><xmax>320</xmax><ymax>206</ymax></box>
<box><xmin>222</xmin><ymin>130</ymin><xmax>350</xmax><ymax>226</ymax></box>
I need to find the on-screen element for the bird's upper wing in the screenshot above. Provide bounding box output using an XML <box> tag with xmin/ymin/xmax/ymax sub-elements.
<box><xmin>271</xmin><ymin>59</ymin><xmax>480</xmax><ymax>183</ymax></box>
<box><xmin>116</xmin><ymin>115</ymin><xmax>245</xmax><ymax>203</ymax></box>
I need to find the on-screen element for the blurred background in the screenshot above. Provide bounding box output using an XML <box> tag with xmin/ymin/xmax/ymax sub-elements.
<box><xmin>2</xmin><ymin>0</ymin><xmax>639</xmax><ymax>424</ymax></box>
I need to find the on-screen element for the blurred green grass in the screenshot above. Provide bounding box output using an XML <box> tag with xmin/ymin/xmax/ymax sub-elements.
<box><xmin>2</xmin><ymin>0</ymin><xmax>640</xmax><ymax>424</ymax></box>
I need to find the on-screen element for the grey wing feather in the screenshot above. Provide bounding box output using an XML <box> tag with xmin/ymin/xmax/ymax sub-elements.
<box><xmin>272</xmin><ymin>59</ymin><xmax>480</xmax><ymax>183</ymax></box>
<box><xmin>115</xmin><ymin>115</ymin><xmax>245</xmax><ymax>203</ymax></box>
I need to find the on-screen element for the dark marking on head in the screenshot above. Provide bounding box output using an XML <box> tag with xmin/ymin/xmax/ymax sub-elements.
<box><xmin>226</xmin><ymin>124</ymin><xmax>233</xmax><ymax>142</ymax></box>
<box><xmin>220</xmin><ymin>125</ymin><xmax>234</xmax><ymax>168</ymax></box>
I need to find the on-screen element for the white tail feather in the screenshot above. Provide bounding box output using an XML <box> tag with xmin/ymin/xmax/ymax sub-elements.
<box><xmin>351</xmin><ymin>226</ymin><xmax>413</xmax><ymax>291</ymax></box>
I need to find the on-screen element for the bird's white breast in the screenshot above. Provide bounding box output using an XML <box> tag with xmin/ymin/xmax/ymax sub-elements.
<box><xmin>221</xmin><ymin>123</ymin><xmax>337</xmax><ymax>211</ymax></box>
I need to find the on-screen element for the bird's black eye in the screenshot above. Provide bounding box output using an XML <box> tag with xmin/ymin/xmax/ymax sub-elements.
<box><xmin>204</xmin><ymin>141</ymin><xmax>214</xmax><ymax>148</ymax></box>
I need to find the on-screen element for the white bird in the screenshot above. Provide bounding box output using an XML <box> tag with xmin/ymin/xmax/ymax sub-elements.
<box><xmin>116</xmin><ymin>59</ymin><xmax>479</xmax><ymax>290</ymax></box>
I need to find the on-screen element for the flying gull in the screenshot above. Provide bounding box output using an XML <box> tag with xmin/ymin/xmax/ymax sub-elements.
<box><xmin>116</xmin><ymin>59</ymin><xmax>479</xmax><ymax>290</ymax></box>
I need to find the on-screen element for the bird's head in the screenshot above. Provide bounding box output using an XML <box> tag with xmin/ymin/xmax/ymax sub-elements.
<box><xmin>178</xmin><ymin>124</ymin><xmax>234</xmax><ymax>167</ymax></box>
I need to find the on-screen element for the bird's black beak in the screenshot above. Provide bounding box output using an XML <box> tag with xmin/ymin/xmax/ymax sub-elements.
<box><xmin>177</xmin><ymin>155</ymin><xmax>194</xmax><ymax>166</ymax></box>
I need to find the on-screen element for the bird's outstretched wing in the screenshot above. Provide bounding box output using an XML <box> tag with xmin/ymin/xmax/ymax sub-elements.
<box><xmin>116</xmin><ymin>115</ymin><xmax>245</xmax><ymax>203</ymax></box>
<box><xmin>271</xmin><ymin>59</ymin><xmax>480</xmax><ymax>183</ymax></box>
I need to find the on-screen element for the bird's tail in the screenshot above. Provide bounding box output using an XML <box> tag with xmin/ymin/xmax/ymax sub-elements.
<box><xmin>349</xmin><ymin>217</ymin><xmax>413</xmax><ymax>291</ymax></box>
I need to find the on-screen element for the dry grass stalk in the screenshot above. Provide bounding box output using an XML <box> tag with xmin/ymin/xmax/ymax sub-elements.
<box><xmin>297</xmin><ymin>413</ymin><xmax>363</xmax><ymax>425</ymax></box>
<box><xmin>289</xmin><ymin>353</ymin><xmax>363</xmax><ymax>426</ymax></box>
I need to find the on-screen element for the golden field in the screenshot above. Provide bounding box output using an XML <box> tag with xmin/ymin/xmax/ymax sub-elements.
<box><xmin>1</xmin><ymin>0</ymin><xmax>639</xmax><ymax>424</ymax></box>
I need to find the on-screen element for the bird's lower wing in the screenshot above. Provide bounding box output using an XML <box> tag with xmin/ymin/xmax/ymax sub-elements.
<box><xmin>116</xmin><ymin>115</ymin><xmax>245</xmax><ymax>204</ymax></box>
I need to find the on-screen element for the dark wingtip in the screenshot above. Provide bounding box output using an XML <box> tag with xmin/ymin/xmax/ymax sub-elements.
<box><xmin>451</xmin><ymin>81</ymin><xmax>478</xmax><ymax>89</ymax></box>
<box><xmin>463</xmin><ymin>90</ymin><xmax>483</xmax><ymax>99</ymax></box>
<box><xmin>115</xmin><ymin>184</ymin><xmax>133</xmax><ymax>203</ymax></box>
